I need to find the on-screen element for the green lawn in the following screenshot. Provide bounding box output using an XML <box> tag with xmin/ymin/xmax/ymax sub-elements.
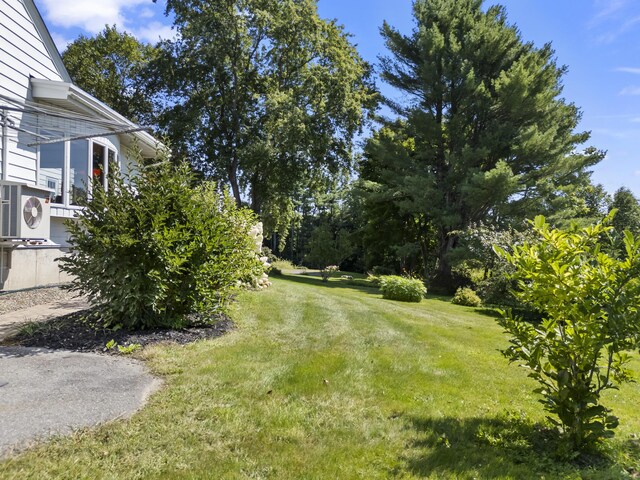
<box><xmin>2</xmin><ymin>274</ymin><xmax>639</xmax><ymax>479</ymax></box>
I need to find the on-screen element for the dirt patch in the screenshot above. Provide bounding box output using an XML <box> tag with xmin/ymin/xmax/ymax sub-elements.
<box><xmin>4</xmin><ymin>309</ymin><xmax>234</xmax><ymax>354</ymax></box>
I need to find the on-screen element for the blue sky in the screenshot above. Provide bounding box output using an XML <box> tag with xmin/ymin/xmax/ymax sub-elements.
<box><xmin>34</xmin><ymin>0</ymin><xmax>640</xmax><ymax>197</ymax></box>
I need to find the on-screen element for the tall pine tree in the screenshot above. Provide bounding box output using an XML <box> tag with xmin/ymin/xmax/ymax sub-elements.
<box><xmin>360</xmin><ymin>0</ymin><xmax>604</xmax><ymax>288</ymax></box>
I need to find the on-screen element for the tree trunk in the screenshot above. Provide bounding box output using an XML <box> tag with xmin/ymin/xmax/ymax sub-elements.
<box><xmin>434</xmin><ymin>230</ymin><xmax>457</xmax><ymax>293</ymax></box>
<box><xmin>227</xmin><ymin>158</ymin><xmax>242</xmax><ymax>207</ymax></box>
<box><xmin>249</xmin><ymin>174</ymin><xmax>261</xmax><ymax>214</ymax></box>
<box><xmin>419</xmin><ymin>237</ymin><xmax>430</xmax><ymax>282</ymax></box>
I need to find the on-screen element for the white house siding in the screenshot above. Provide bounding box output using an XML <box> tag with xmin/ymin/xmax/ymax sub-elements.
<box><xmin>0</xmin><ymin>0</ymin><xmax>65</xmax><ymax>182</ymax></box>
<box><xmin>49</xmin><ymin>216</ymin><xmax>71</xmax><ymax>245</ymax></box>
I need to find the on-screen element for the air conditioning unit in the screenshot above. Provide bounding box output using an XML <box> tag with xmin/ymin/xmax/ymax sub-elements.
<box><xmin>0</xmin><ymin>182</ymin><xmax>51</xmax><ymax>240</ymax></box>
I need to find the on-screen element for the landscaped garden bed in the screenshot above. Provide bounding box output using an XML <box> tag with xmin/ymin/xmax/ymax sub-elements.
<box><xmin>4</xmin><ymin>309</ymin><xmax>234</xmax><ymax>354</ymax></box>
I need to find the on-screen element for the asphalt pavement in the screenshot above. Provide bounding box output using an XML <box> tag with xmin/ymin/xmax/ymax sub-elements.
<box><xmin>0</xmin><ymin>346</ymin><xmax>161</xmax><ymax>458</ymax></box>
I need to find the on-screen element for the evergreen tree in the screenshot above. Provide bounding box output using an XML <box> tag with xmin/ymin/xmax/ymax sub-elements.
<box><xmin>610</xmin><ymin>187</ymin><xmax>640</xmax><ymax>236</ymax></box>
<box><xmin>360</xmin><ymin>0</ymin><xmax>604</xmax><ymax>289</ymax></box>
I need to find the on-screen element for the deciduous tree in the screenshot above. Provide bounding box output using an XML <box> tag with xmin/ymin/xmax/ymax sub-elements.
<box><xmin>62</xmin><ymin>26</ymin><xmax>157</xmax><ymax>123</ymax></box>
<box><xmin>609</xmin><ymin>187</ymin><xmax>640</xmax><ymax>236</ymax></box>
<box><xmin>149</xmin><ymin>0</ymin><xmax>376</xmax><ymax>238</ymax></box>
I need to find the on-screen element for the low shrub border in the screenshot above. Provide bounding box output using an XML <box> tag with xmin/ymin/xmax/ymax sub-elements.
<box><xmin>379</xmin><ymin>275</ymin><xmax>426</xmax><ymax>302</ymax></box>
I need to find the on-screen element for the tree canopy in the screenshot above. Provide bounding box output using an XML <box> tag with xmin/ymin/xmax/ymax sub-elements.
<box><xmin>148</xmin><ymin>0</ymin><xmax>376</xmax><ymax>238</ymax></box>
<box><xmin>610</xmin><ymin>187</ymin><xmax>640</xmax><ymax>236</ymax></box>
<box><xmin>359</xmin><ymin>0</ymin><xmax>604</xmax><ymax>288</ymax></box>
<box><xmin>62</xmin><ymin>26</ymin><xmax>157</xmax><ymax>123</ymax></box>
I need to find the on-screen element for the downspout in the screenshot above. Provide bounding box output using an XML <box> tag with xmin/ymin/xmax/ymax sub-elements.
<box><xmin>0</xmin><ymin>246</ymin><xmax>3</xmax><ymax>290</ymax></box>
<box><xmin>1</xmin><ymin>108</ymin><xmax>7</xmax><ymax>180</ymax></box>
<box><xmin>1</xmin><ymin>112</ymin><xmax>9</xmax><ymax>290</ymax></box>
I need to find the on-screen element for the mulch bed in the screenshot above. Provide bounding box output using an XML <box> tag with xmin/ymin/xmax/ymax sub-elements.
<box><xmin>6</xmin><ymin>309</ymin><xmax>234</xmax><ymax>354</ymax></box>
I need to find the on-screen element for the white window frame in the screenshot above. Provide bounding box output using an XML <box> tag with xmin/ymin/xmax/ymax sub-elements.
<box><xmin>38</xmin><ymin>138</ymin><xmax>120</xmax><ymax>208</ymax></box>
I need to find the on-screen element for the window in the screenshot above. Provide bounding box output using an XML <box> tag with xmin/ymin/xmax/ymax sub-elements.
<box><xmin>38</xmin><ymin>138</ymin><xmax>119</xmax><ymax>206</ymax></box>
<box><xmin>108</xmin><ymin>149</ymin><xmax>116</xmax><ymax>189</ymax></box>
<box><xmin>70</xmin><ymin>140</ymin><xmax>89</xmax><ymax>206</ymax></box>
<box><xmin>39</xmin><ymin>136</ymin><xmax>64</xmax><ymax>203</ymax></box>
<box><xmin>92</xmin><ymin>143</ymin><xmax>105</xmax><ymax>188</ymax></box>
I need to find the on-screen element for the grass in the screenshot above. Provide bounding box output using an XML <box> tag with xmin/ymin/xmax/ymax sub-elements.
<box><xmin>1</xmin><ymin>274</ymin><xmax>639</xmax><ymax>479</ymax></box>
<box><xmin>269</xmin><ymin>259</ymin><xmax>307</xmax><ymax>274</ymax></box>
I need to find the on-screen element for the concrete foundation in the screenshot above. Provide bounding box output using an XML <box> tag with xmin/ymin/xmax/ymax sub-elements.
<box><xmin>0</xmin><ymin>246</ymin><xmax>73</xmax><ymax>291</ymax></box>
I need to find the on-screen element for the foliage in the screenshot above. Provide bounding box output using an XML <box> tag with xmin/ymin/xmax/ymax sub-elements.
<box><xmin>148</xmin><ymin>0</ymin><xmax>376</xmax><ymax>238</ymax></box>
<box><xmin>117</xmin><ymin>343</ymin><xmax>141</xmax><ymax>354</ymax></box>
<box><xmin>269</xmin><ymin>259</ymin><xmax>304</xmax><ymax>276</ymax></box>
<box><xmin>360</xmin><ymin>0</ymin><xmax>604</xmax><ymax>289</ymax></box>
<box><xmin>452</xmin><ymin>222</ymin><xmax>534</xmax><ymax>308</ymax></box>
<box><xmin>366</xmin><ymin>273</ymin><xmax>383</xmax><ymax>287</ymax></box>
<box><xmin>304</xmin><ymin>222</ymin><xmax>354</xmax><ymax>270</ymax></box>
<box><xmin>379</xmin><ymin>275</ymin><xmax>426</xmax><ymax>302</ymax></box>
<box><xmin>319</xmin><ymin>265</ymin><xmax>339</xmax><ymax>282</ymax></box>
<box><xmin>62</xmin><ymin>26</ymin><xmax>157</xmax><ymax>123</ymax></box>
<box><xmin>105</xmin><ymin>339</ymin><xmax>141</xmax><ymax>355</ymax></box>
<box><xmin>609</xmin><ymin>188</ymin><xmax>640</xmax><ymax>255</ymax></box>
<box><xmin>452</xmin><ymin>287</ymin><xmax>482</xmax><ymax>307</ymax></box>
<box><xmin>494</xmin><ymin>214</ymin><xmax>640</xmax><ymax>450</ymax></box>
<box><xmin>60</xmin><ymin>154</ymin><xmax>263</xmax><ymax>330</ymax></box>
<box><xmin>546</xmin><ymin>181</ymin><xmax>611</xmax><ymax>228</ymax></box>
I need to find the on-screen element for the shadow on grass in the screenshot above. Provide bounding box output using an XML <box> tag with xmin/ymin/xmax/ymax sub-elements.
<box><xmin>474</xmin><ymin>307</ymin><xmax>502</xmax><ymax>318</ymax></box>
<box><xmin>274</xmin><ymin>273</ymin><xmax>457</xmax><ymax>304</ymax></box>
<box><xmin>273</xmin><ymin>272</ymin><xmax>382</xmax><ymax>297</ymax></box>
<box><xmin>398</xmin><ymin>413</ymin><xmax>625</xmax><ymax>479</ymax></box>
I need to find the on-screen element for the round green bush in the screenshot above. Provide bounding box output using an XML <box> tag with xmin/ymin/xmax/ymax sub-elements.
<box><xmin>452</xmin><ymin>287</ymin><xmax>482</xmax><ymax>307</ymax></box>
<box><xmin>60</xmin><ymin>155</ymin><xmax>264</xmax><ymax>329</ymax></box>
<box><xmin>379</xmin><ymin>275</ymin><xmax>426</xmax><ymax>302</ymax></box>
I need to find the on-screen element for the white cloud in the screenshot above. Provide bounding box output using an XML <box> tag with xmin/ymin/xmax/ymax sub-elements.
<box><xmin>591</xmin><ymin>0</ymin><xmax>630</xmax><ymax>24</ymax></box>
<box><xmin>620</xmin><ymin>86</ymin><xmax>640</xmax><ymax>95</ymax></box>
<box><xmin>38</xmin><ymin>0</ymin><xmax>149</xmax><ymax>33</ymax></box>
<box><xmin>616</xmin><ymin>67</ymin><xmax>640</xmax><ymax>74</ymax></box>
<box><xmin>132</xmin><ymin>22</ymin><xmax>176</xmax><ymax>43</ymax></box>
<box><xmin>590</xmin><ymin>0</ymin><xmax>640</xmax><ymax>44</ymax></box>
<box><xmin>139</xmin><ymin>8</ymin><xmax>155</xmax><ymax>19</ymax></box>
<box><xmin>631</xmin><ymin>117</ymin><xmax>640</xmax><ymax>123</ymax></box>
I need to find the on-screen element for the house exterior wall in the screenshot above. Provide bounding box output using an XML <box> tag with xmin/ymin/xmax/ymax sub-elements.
<box><xmin>0</xmin><ymin>246</ymin><xmax>72</xmax><ymax>290</ymax></box>
<box><xmin>0</xmin><ymin>0</ymin><xmax>66</xmax><ymax>183</ymax></box>
<box><xmin>0</xmin><ymin>0</ymin><xmax>158</xmax><ymax>291</ymax></box>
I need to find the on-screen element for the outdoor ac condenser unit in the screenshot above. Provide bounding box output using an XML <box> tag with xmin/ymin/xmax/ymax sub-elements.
<box><xmin>0</xmin><ymin>182</ymin><xmax>51</xmax><ymax>240</ymax></box>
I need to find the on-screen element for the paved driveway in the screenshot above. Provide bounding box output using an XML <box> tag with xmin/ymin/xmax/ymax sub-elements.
<box><xmin>0</xmin><ymin>346</ymin><xmax>161</xmax><ymax>457</ymax></box>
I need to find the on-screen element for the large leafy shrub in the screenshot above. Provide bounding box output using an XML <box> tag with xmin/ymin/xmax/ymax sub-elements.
<box><xmin>60</xmin><ymin>156</ymin><xmax>263</xmax><ymax>329</ymax></box>
<box><xmin>379</xmin><ymin>276</ymin><xmax>426</xmax><ymax>302</ymax></box>
<box><xmin>494</xmin><ymin>214</ymin><xmax>640</xmax><ymax>450</ymax></box>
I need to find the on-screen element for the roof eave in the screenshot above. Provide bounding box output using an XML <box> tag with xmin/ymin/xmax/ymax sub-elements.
<box><xmin>30</xmin><ymin>78</ymin><xmax>162</xmax><ymax>157</ymax></box>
